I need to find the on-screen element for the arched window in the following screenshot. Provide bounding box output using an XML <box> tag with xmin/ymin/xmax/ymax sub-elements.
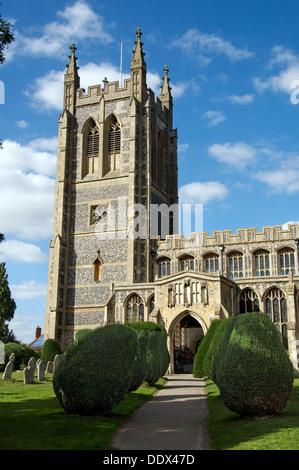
<box><xmin>84</xmin><ymin>120</ymin><xmax>99</xmax><ymax>176</ymax></box>
<box><xmin>279</xmin><ymin>248</ymin><xmax>295</xmax><ymax>275</ymax></box>
<box><xmin>180</xmin><ymin>255</ymin><xmax>194</xmax><ymax>272</ymax></box>
<box><xmin>204</xmin><ymin>253</ymin><xmax>219</xmax><ymax>273</ymax></box>
<box><xmin>254</xmin><ymin>250</ymin><xmax>270</xmax><ymax>277</ymax></box>
<box><xmin>94</xmin><ymin>257</ymin><xmax>102</xmax><ymax>282</ymax></box>
<box><xmin>125</xmin><ymin>294</ymin><xmax>144</xmax><ymax>323</ymax></box>
<box><xmin>228</xmin><ymin>252</ymin><xmax>243</xmax><ymax>280</ymax></box>
<box><xmin>157</xmin><ymin>257</ymin><xmax>171</xmax><ymax>278</ymax></box>
<box><xmin>265</xmin><ymin>288</ymin><xmax>288</xmax><ymax>349</ymax></box>
<box><xmin>104</xmin><ymin>115</ymin><xmax>121</xmax><ymax>175</ymax></box>
<box><xmin>239</xmin><ymin>289</ymin><xmax>259</xmax><ymax>314</ymax></box>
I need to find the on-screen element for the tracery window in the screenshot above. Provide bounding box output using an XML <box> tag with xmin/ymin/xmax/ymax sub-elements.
<box><xmin>157</xmin><ymin>257</ymin><xmax>171</xmax><ymax>278</ymax></box>
<box><xmin>279</xmin><ymin>248</ymin><xmax>295</xmax><ymax>276</ymax></box>
<box><xmin>228</xmin><ymin>252</ymin><xmax>243</xmax><ymax>280</ymax></box>
<box><xmin>254</xmin><ymin>250</ymin><xmax>270</xmax><ymax>277</ymax></box>
<box><xmin>204</xmin><ymin>253</ymin><xmax>219</xmax><ymax>273</ymax></box>
<box><xmin>239</xmin><ymin>289</ymin><xmax>259</xmax><ymax>314</ymax></box>
<box><xmin>125</xmin><ymin>294</ymin><xmax>144</xmax><ymax>323</ymax></box>
<box><xmin>84</xmin><ymin>120</ymin><xmax>99</xmax><ymax>176</ymax></box>
<box><xmin>265</xmin><ymin>288</ymin><xmax>288</xmax><ymax>350</ymax></box>
<box><xmin>180</xmin><ymin>255</ymin><xmax>194</xmax><ymax>272</ymax></box>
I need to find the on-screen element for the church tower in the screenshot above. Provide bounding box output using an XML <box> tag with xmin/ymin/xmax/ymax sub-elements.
<box><xmin>44</xmin><ymin>29</ymin><xmax>178</xmax><ymax>348</ymax></box>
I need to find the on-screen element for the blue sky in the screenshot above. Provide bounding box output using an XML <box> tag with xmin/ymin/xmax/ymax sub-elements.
<box><xmin>1</xmin><ymin>0</ymin><xmax>299</xmax><ymax>344</ymax></box>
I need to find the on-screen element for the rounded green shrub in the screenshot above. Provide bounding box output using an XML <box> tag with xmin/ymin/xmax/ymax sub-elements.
<box><xmin>127</xmin><ymin>321</ymin><xmax>169</xmax><ymax>385</ymax></box>
<box><xmin>203</xmin><ymin>318</ymin><xmax>233</xmax><ymax>380</ymax></box>
<box><xmin>41</xmin><ymin>338</ymin><xmax>62</xmax><ymax>364</ymax></box>
<box><xmin>53</xmin><ymin>324</ymin><xmax>138</xmax><ymax>416</ymax></box>
<box><xmin>74</xmin><ymin>329</ymin><xmax>93</xmax><ymax>344</ymax></box>
<box><xmin>3</xmin><ymin>343</ymin><xmax>38</xmax><ymax>371</ymax></box>
<box><xmin>128</xmin><ymin>328</ymin><xmax>149</xmax><ymax>392</ymax></box>
<box><xmin>193</xmin><ymin>319</ymin><xmax>222</xmax><ymax>378</ymax></box>
<box><xmin>213</xmin><ymin>313</ymin><xmax>294</xmax><ymax>417</ymax></box>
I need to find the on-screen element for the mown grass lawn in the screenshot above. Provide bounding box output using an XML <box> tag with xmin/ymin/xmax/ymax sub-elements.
<box><xmin>0</xmin><ymin>371</ymin><xmax>166</xmax><ymax>450</ymax></box>
<box><xmin>206</xmin><ymin>377</ymin><xmax>299</xmax><ymax>450</ymax></box>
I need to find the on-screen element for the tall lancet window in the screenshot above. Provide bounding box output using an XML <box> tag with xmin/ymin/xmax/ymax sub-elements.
<box><xmin>84</xmin><ymin>120</ymin><xmax>99</xmax><ymax>176</ymax></box>
<box><xmin>103</xmin><ymin>116</ymin><xmax>121</xmax><ymax>175</ymax></box>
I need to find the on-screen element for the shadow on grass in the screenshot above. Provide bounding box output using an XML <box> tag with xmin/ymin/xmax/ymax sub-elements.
<box><xmin>206</xmin><ymin>378</ymin><xmax>299</xmax><ymax>450</ymax></box>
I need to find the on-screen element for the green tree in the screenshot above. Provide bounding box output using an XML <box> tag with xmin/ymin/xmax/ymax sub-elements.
<box><xmin>0</xmin><ymin>3</ymin><xmax>14</xmax><ymax>148</ymax></box>
<box><xmin>0</xmin><ymin>2</ymin><xmax>14</xmax><ymax>64</ymax></box>
<box><xmin>0</xmin><ymin>235</ymin><xmax>16</xmax><ymax>342</ymax></box>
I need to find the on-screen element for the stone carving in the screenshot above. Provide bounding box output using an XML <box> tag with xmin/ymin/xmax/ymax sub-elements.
<box><xmin>2</xmin><ymin>353</ymin><xmax>15</xmax><ymax>380</ymax></box>
<box><xmin>37</xmin><ymin>359</ymin><xmax>45</xmax><ymax>381</ymax></box>
<box><xmin>23</xmin><ymin>357</ymin><xmax>36</xmax><ymax>384</ymax></box>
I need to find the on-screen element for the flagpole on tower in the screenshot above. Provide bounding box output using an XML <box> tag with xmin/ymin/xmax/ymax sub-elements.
<box><xmin>120</xmin><ymin>41</ymin><xmax>123</xmax><ymax>88</ymax></box>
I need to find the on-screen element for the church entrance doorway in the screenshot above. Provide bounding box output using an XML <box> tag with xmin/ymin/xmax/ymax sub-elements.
<box><xmin>172</xmin><ymin>314</ymin><xmax>204</xmax><ymax>374</ymax></box>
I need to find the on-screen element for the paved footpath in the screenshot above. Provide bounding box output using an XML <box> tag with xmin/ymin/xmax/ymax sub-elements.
<box><xmin>111</xmin><ymin>374</ymin><xmax>210</xmax><ymax>450</ymax></box>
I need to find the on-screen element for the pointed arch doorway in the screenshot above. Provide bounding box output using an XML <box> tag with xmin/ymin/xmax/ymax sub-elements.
<box><xmin>169</xmin><ymin>312</ymin><xmax>205</xmax><ymax>374</ymax></box>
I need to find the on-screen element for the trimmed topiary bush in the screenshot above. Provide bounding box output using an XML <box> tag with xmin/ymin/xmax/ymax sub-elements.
<box><xmin>53</xmin><ymin>324</ymin><xmax>138</xmax><ymax>416</ymax></box>
<box><xmin>193</xmin><ymin>319</ymin><xmax>222</xmax><ymax>378</ymax></box>
<box><xmin>213</xmin><ymin>312</ymin><xmax>294</xmax><ymax>417</ymax></box>
<box><xmin>2</xmin><ymin>343</ymin><xmax>38</xmax><ymax>371</ymax></box>
<box><xmin>41</xmin><ymin>338</ymin><xmax>62</xmax><ymax>364</ymax></box>
<box><xmin>127</xmin><ymin>328</ymin><xmax>149</xmax><ymax>392</ymax></box>
<box><xmin>74</xmin><ymin>329</ymin><xmax>93</xmax><ymax>344</ymax></box>
<box><xmin>203</xmin><ymin>318</ymin><xmax>233</xmax><ymax>380</ymax></box>
<box><xmin>127</xmin><ymin>321</ymin><xmax>169</xmax><ymax>386</ymax></box>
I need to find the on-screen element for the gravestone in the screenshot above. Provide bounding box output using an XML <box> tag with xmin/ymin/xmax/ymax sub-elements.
<box><xmin>23</xmin><ymin>357</ymin><xmax>36</xmax><ymax>384</ymax></box>
<box><xmin>37</xmin><ymin>359</ymin><xmax>45</xmax><ymax>381</ymax></box>
<box><xmin>46</xmin><ymin>361</ymin><xmax>53</xmax><ymax>373</ymax></box>
<box><xmin>53</xmin><ymin>354</ymin><xmax>61</xmax><ymax>373</ymax></box>
<box><xmin>2</xmin><ymin>353</ymin><xmax>15</xmax><ymax>380</ymax></box>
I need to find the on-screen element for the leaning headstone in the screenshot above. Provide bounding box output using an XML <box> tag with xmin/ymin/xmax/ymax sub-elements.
<box><xmin>2</xmin><ymin>353</ymin><xmax>15</xmax><ymax>380</ymax></box>
<box><xmin>37</xmin><ymin>359</ymin><xmax>45</xmax><ymax>381</ymax></box>
<box><xmin>46</xmin><ymin>361</ymin><xmax>53</xmax><ymax>373</ymax></box>
<box><xmin>23</xmin><ymin>357</ymin><xmax>36</xmax><ymax>384</ymax></box>
<box><xmin>53</xmin><ymin>354</ymin><xmax>61</xmax><ymax>374</ymax></box>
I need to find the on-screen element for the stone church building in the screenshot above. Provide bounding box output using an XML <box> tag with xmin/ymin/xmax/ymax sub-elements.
<box><xmin>44</xmin><ymin>29</ymin><xmax>299</xmax><ymax>373</ymax></box>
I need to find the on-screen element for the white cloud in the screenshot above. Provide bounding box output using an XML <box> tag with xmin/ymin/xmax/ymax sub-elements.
<box><xmin>282</xmin><ymin>220</ymin><xmax>299</xmax><ymax>230</ymax></box>
<box><xmin>8</xmin><ymin>1</ymin><xmax>113</xmax><ymax>61</ymax></box>
<box><xmin>9</xmin><ymin>311</ymin><xmax>45</xmax><ymax>345</ymax></box>
<box><xmin>16</xmin><ymin>120</ymin><xmax>29</xmax><ymax>128</ymax></box>
<box><xmin>0</xmin><ymin>240</ymin><xmax>48</xmax><ymax>263</ymax></box>
<box><xmin>227</xmin><ymin>94</ymin><xmax>255</xmax><ymax>104</ymax></box>
<box><xmin>255</xmin><ymin>169</ymin><xmax>299</xmax><ymax>194</ymax></box>
<box><xmin>202</xmin><ymin>110</ymin><xmax>226</xmax><ymax>127</ymax></box>
<box><xmin>179</xmin><ymin>181</ymin><xmax>229</xmax><ymax>205</ymax></box>
<box><xmin>0</xmin><ymin>138</ymin><xmax>57</xmax><ymax>176</ymax></box>
<box><xmin>27</xmin><ymin>63</ymin><xmax>187</xmax><ymax>111</ymax></box>
<box><xmin>172</xmin><ymin>28</ymin><xmax>254</xmax><ymax>64</ymax></box>
<box><xmin>10</xmin><ymin>281</ymin><xmax>47</xmax><ymax>300</ymax></box>
<box><xmin>0</xmin><ymin>138</ymin><xmax>56</xmax><ymax>240</ymax></box>
<box><xmin>253</xmin><ymin>46</ymin><xmax>299</xmax><ymax>97</ymax></box>
<box><xmin>208</xmin><ymin>142</ymin><xmax>257</xmax><ymax>170</ymax></box>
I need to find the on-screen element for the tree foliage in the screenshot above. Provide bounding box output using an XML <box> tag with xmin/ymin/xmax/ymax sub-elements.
<box><xmin>0</xmin><ymin>262</ymin><xmax>16</xmax><ymax>342</ymax></box>
<box><xmin>0</xmin><ymin>4</ymin><xmax>14</xmax><ymax>64</ymax></box>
